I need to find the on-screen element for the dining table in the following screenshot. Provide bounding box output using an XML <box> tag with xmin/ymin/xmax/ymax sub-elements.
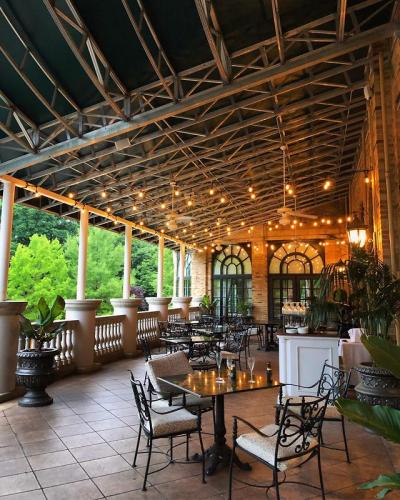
<box><xmin>158</xmin><ymin>369</ymin><xmax>282</xmax><ymax>475</ymax></box>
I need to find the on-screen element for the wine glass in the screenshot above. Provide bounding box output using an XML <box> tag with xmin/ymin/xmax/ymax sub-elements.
<box><xmin>248</xmin><ymin>356</ymin><xmax>255</xmax><ymax>383</ymax></box>
<box><xmin>215</xmin><ymin>350</ymin><xmax>224</xmax><ymax>383</ymax></box>
<box><xmin>226</xmin><ymin>358</ymin><xmax>233</xmax><ymax>375</ymax></box>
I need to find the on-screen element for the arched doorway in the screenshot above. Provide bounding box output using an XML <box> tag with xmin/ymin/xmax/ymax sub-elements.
<box><xmin>268</xmin><ymin>242</ymin><xmax>324</xmax><ymax>321</ymax></box>
<box><xmin>212</xmin><ymin>244</ymin><xmax>252</xmax><ymax>317</ymax></box>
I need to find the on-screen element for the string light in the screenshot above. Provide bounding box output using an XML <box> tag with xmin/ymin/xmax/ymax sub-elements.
<box><xmin>250</xmin><ymin>193</ymin><xmax>256</xmax><ymax>199</ymax></box>
<box><xmin>241</xmin><ymin>221</ymin><xmax>245</xmax><ymax>226</ymax></box>
<box><xmin>338</xmin><ymin>218</ymin><xmax>343</xmax><ymax>223</ymax></box>
<box><xmin>313</xmin><ymin>222</ymin><xmax>318</xmax><ymax>227</ymax></box>
<box><xmin>270</xmin><ymin>244</ymin><xmax>275</xmax><ymax>250</ymax></box>
<box><xmin>248</xmin><ymin>186</ymin><xmax>253</xmax><ymax>193</ymax></box>
<box><xmin>250</xmin><ymin>226</ymin><xmax>254</xmax><ymax>230</ymax></box>
<box><xmin>267</xmin><ymin>221</ymin><xmax>272</xmax><ymax>226</ymax></box>
<box><xmin>189</xmin><ymin>221</ymin><xmax>193</xmax><ymax>226</ymax></box>
<box><xmin>138</xmin><ymin>190</ymin><xmax>144</xmax><ymax>198</ymax></box>
<box><xmin>174</xmin><ymin>189</ymin><xmax>180</xmax><ymax>196</ymax></box>
<box><xmin>288</xmin><ymin>188</ymin><xmax>294</xmax><ymax>195</ymax></box>
<box><xmin>299</xmin><ymin>222</ymin><xmax>303</xmax><ymax>227</ymax></box>
<box><xmin>160</xmin><ymin>203</ymin><xmax>166</xmax><ymax>209</ymax></box>
<box><xmin>101</xmin><ymin>191</ymin><xmax>107</xmax><ymax>198</ymax></box>
<box><xmin>132</xmin><ymin>205</ymin><xmax>137</xmax><ymax>211</ymax></box>
<box><xmin>68</xmin><ymin>192</ymin><xmax>75</xmax><ymax>199</ymax></box>
<box><xmin>220</xmin><ymin>196</ymin><xmax>226</xmax><ymax>203</ymax></box>
<box><xmin>106</xmin><ymin>206</ymin><xmax>111</xmax><ymax>213</ymax></box>
<box><xmin>347</xmin><ymin>216</ymin><xmax>352</xmax><ymax>222</ymax></box>
<box><xmin>285</xmin><ymin>184</ymin><xmax>291</xmax><ymax>191</ymax></box>
<box><xmin>209</xmin><ymin>188</ymin><xmax>215</xmax><ymax>196</ymax></box>
<box><xmin>268</xmin><ymin>227</ymin><xmax>272</xmax><ymax>232</ymax></box>
<box><xmin>323</xmin><ymin>180</ymin><xmax>332</xmax><ymax>190</ymax></box>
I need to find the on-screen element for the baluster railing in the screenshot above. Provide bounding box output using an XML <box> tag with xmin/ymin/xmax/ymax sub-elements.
<box><xmin>188</xmin><ymin>306</ymin><xmax>201</xmax><ymax>320</ymax></box>
<box><xmin>94</xmin><ymin>315</ymin><xmax>124</xmax><ymax>362</ymax></box>
<box><xmin>168</xmin><ymin>308</ymin><xmax>182</xmax><ymax>322</ymax></box>
<box><xmin>137</xmin><ymin>311</ymin><xmax>159</xmax><ymax>343</ymax></box>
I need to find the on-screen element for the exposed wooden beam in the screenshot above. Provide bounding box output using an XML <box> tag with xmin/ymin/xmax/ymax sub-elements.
<box><xmin>271</xmin><ymin>0</ymin><xmax>285</xmax><ymax>63</ymax></box>
<box><xmin>337</xmin><ymin>0</ymin><xmax>348</xmax><ymax>41</ymax></box>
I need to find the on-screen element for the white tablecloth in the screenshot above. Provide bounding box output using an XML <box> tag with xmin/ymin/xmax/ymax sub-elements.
<box><xmin>339</xmin><ymin>339</ymin><xmax>371</xmax><ymax>384</ymax></box>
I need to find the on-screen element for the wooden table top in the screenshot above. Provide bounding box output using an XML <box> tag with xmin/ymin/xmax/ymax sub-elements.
<box><xmin>161</xmin><ymin>335</ymin><xmax>220</xmax><ymax>344</ymax></box>
<box><xmin>158</xmin><ymin>369</ymin><xmax>282</xmax><ymax>398</ymax></box>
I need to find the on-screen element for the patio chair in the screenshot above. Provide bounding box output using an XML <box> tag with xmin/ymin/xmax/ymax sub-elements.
<box><xmin>220</xmin><ymin>329</ymin><xmax>248</xmax><ymax>369</ymax></box>
<box><xmin>146</xmin><ymin>350</ymin><xmax>214</xmax><ymax>417</ymax></box>
<box><xmin>139</xmin><ymin>337</ymin><xmax>167</xmax><ymax>387</ymax></box>
<box><xmin>228</xmin><ymin>393</ymin><xmax>330</xmax><ymax>500</ymax></box>
<box><xmin>129</xmin><ymin>374</ymin><xmax>205</xmax><ymax>491</ymax></box>
<box><xmin>246</xmin><ymin>324</ymin><xmax>263</xmax><ymax>354</ymax></box>
<box><xmin>275</xmin><ymin>361</ymin><xmax>351</xmax><ymax>463</ymax></box>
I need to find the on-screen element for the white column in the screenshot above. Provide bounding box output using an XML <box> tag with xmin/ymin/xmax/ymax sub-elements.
<box><xmin>0</xmin><ymin>301</ymin><xmax>27</xmax><ymax>402</ymax></box>
<box><xmin>123</xmin><ymin>225</ymin><xmax>132</xmax><ymax>299</ymax></box>
<box><xmin>179</xmin><ymin>243</ymin><xmax>185</xmax><ymax>297</ymax></box>
<box><xmin>65</xmin><ymin>299</ymin><xmax>101</xmax><ymax>373</ymax></box>
<box><xmin>172</xmin><ymin>250</ymin><xmax>178</xmax><ymax>297</ymax></box>
<box><xmin>77</xmin><ymin>209</ymin><xmax>89</xmax><ymax>300</ymax></box>
<box><xmin>157</xmin><ymin>236</ymin><xmax>164</xmax><ymax>297</ymax></box>
<box><xmin>0</xmin><ymin>181</ymin><xmax>15</xmax><ymax>301</ymax></box>
<box><xmin>111</xmin><ymin>298</ymin><xmax>142</xmax><ymax>357</ymax></box>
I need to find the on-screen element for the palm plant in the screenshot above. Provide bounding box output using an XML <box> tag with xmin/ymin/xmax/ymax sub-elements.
<box><xmin>336</xmin><ymin>335</ymin><xmax>400</xmax><ymax>497</ymax></box>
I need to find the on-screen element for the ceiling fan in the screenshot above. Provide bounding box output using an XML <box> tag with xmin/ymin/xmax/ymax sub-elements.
<box><xmin>275</xmin><ymin>145</ymin><xmax>318</xmax><ymax>226</ymax></box>
<box><xmin>164</xmin><ymin>181</ymin><xmax>193</xmax><ymax>230</ymax></box>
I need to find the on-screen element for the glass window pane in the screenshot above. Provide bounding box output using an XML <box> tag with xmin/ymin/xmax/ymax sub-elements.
<box><xmin>312</xmin><ymin>256</ymin><xmax>324</xmax><ymax>273</ymax></box>
<box><xmin>243</xmin><ymin>258</ymin><xmax>251</xmax><ymax>274</ymax></box>
<box><xmin>287</xmin><ymin>260</ymin><xmax>306</xmax><ymax>273</ymax></box>
<box><xmin>269</xmin><ymin>257</ymin><xmax>281</xmax><ymax>274</ymax></box>
<box><xmin>213</xmin><ymin>260</ymin><xmax>221</xmax><ymax>274</ymax></box>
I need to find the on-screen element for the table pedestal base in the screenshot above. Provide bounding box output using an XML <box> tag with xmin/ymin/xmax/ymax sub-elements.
<box><xmin>193</xmin><ymin>444</ymin><xmax>251</xmax><ymax>476</ymax></box>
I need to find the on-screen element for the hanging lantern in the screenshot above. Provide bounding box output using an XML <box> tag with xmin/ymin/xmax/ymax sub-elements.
<box><xmin>347</xmin><ymin>214</ymin><xmax>367</xmax><ymax>247</ymax></box>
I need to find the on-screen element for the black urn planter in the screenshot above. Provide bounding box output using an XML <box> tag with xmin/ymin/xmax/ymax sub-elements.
<box><xmin>355</xmin><ymin>363</ymin><xmax>400</xmax><ymax>409</ymax></box>
<box><xmin>16</xmin><ymin>349</ymin><xmax>59</xmax><ymax>407</ymax></box>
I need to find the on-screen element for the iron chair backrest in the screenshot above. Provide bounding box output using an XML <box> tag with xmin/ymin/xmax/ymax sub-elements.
<box><xmin>157</xmin><ymin>320</ymin><xmax>170</xmax><ymax>337</ymax></box>
<box><xmin>129</xmin><ymin>372</ymin><xmax>153</xmax><ymax>436</ymax></box>
<box><xmin>224</xmin><ymin>329</ymin><xmax>248</xmax><ymax>353</ymax></box>
<box><xmin>139</xmin><ymin>338</ymin><xmax>152</xmax><ymax>362</ymax></box>
<box><xmin>276</xmin><ymin>393</ymin><xmax>329</xmax><ymax>467</ymax></box>
<box><xmin>316</xmin><ymin>361</ymin><xmax>350</xmax><ymax>405</ymax></box>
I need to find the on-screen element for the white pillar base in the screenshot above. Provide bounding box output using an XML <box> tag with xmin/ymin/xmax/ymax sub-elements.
<box><xmin>0</xmin><ymin>301</ymin><xmax>27</xmax><ymax>402</ymax></box>
<box><xmin>65</xmin><ymin>299</ymin><xmax>101</xmax><ymax>373</ymax></box>
<box><xmin>146</xmin><ymin>297</ymin><xmax>172</xmax><ymax>321</ymax></box>
<box><xmin>111</xmin><ymin>298</ymin><xmax>142</xmax><ymax>357</ymax></box>
<box><xmin>172</xmin><ymin>297</ymin><xmax>192</xmax><ymax>320</ymax></box>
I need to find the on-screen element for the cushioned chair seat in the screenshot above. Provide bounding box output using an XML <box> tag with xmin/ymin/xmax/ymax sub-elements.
<box><xmin>145</xmin><ymin>407</ymin><xmax>198</xmax><ymax>437</ymax></box>
<box><xmin>221</xmin><ymin>351</ymin><xmax>239</xmax><ymax>360</ymax></box>
<box><xmin>152</xmin><ymin>394</ymin><xmax>213</xmax><ymax>412</ymax></box>
<box><xmin>278</xmin><ymin>395</ymin><xmax>340</xmax><ymax>419</ymax></box>
<box><xmin>237</xmin><ymin>423</ymin><xmax>318</xmax><ymax>471</ymax></box>
<box><xmin>147</xmin><ymin>351</ymin><xmax>193</xmax><ymax>397</ymax></box>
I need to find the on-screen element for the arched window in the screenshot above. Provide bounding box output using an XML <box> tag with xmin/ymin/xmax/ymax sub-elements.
<box><xmin>268</xmin><ymin>242</ymin><xmax>324</xmax><ymax>321</ymax></box>
<box><xmin>213</xmin><ymin>245</ymin><xmax>252</xmax><ymax>317</ymax></box>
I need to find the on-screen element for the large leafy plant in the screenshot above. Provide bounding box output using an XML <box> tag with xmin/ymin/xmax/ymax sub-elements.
<box><xmin>336</xmin><ymin>335</ymin><xmax>400</xmax><ymax>497</ymax></box>
<box><xmin>19</xmin><ymin>296</ymin><xmax>65</xmax><ymax>350</ymax></box>
<box><xmin>200</xmin><ymin>294</ymin><xmax>218</xmax><ymax>314</ymax></box>
<box><xmin>315</xmin><ymin>248</ymin><xmax>400</xmax><ymax>337</ymax></box>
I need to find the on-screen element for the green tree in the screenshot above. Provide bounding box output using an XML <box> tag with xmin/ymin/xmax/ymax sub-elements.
<box><xmin>163</xmin><ymin>248</ymin><xmax>174</xmax><ymax>297</ymax></box>
<box><xmin>10</xmin><ymin>203</ymin><xmax>78</xmax><ymax>253</ymax></box>
<box><xmin>8</xmin><ymin>235</ymin><xmax>71</xmax><ymax>318</ymax></box>
<box><xmin>64</xmin><ymin>227</ymin><xmax>124</xmax><ymax>314</ymax></box>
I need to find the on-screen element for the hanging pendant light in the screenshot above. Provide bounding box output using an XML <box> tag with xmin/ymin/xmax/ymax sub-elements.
<box><xmin>347</xmin><ymin>213</ymin><xmax>368</xmax><ymax>247</ymax></box>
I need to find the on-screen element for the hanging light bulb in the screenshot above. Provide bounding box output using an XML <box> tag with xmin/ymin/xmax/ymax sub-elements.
<box><xmin>241</xmin><ymin>221</ymin><xmax>245</xmax><ymax>226</ymax></box>
<box><xmin>220</xmin><ymin>196</ymin><xmax>226</xmax><ymax>203</ymax></box>
<box><xmin>106</xmin><ymin>206</ymin><xmax>111</xmax><ymax>213</ymax></box>
<box><xmin>250</xmin><ymin>193</ymin><xmax>256</xmax><ymax>199</ymax></box>
<box><xmin>174</xmin><ymin>188</ymin><xmax>180</xmax><ymax>196</ymax></box>
<box><xmin>160</xmin><ymin>202</ymin><xmax>166</xmax><ymax>209</ymax></box>
<box><xmin>101</xmin><ymin>191</ymin><xmax>107</xmax><ymax>198</ymax></box>
<box><xmin>209</xmin><ymin>187</ymin><xmax>215</xmax><ymax>195</ymax></box>
<box><xmin>138</xmin><ymin>190</ymin><xmax>144</xmax><ymax>198</ymax></box>
<box><xmin>68</xmin><ymin>192</ymin><xmax>75</xmax><ymax>199</ymax></box>
<box><xmin>132</xmin><ymin>205</ymin><xmax>137</xmax><ymax>211</ymax></box>
<box><xmin>248</xmin><ymin>186</ymin><xmax>253</xmax><ymax>193</ymax></box>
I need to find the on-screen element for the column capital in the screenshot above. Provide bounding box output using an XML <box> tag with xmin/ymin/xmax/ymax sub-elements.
<box><xmin>110</xmin><ymin>298</ymin><xmax>142</xmax><ymax>308</ymax></box>
<box><xmin>146</xmin><ymin>297</ymin><xmax>172</xmax><ymax>306</ymax></box>
<box><xmin>0</xmin><ymin>301</ymin><xmax>27</xmax><ymax>316</ymax></box>
<box><xmin>172</xmin><ymin>296</ymin><xmax>192</xmax><ymax>304</ymax></box>
<box><xmin>65</xmin><ymin>299</ymin><xmax>102</xmax><ymax>312</ymax></box>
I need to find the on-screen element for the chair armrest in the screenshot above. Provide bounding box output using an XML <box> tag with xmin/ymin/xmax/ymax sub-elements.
<box><xmin>233</xmin><ymin>415</ymin><xmax>279</xmax><ymax>438</ymax></box>
<box><xmin>276</xmin><ymin>381</ymin><xmax>319</xmax><ymax>405</ymax></box>
<box><xmin>151</xmin><ymin>405</ymin><xmax>187</xmax><ymax>415</ymax></box>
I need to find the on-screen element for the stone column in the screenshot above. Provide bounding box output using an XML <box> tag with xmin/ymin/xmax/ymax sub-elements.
<box><xmin>157</xmin><ymin>236</ymin><xmax>164</xmax><ymax>297</ymax></box>
<box><xmin>146</xmin><ymin>297</ymin><xmax>171</xmax><ymax>321</ymax></box>
<box><xmin>178</xmin><ymin>243</ymin><xmax>185</xmax><ymax>297</ymax></box>
<box><xmin>172</xmin><ymin>296</ymin><xmax>192</xmax><ymax>320</ymax></box>
<box><xmin>123</xmin><ymin>226</ymin><xmax>132</xmax><ymax>299</ymax></box>
<box><xmin>111</xmin><ymin>298</ymin><xmax>142</xmax><ymax>357</ymax></box>
<box><xmin>0</xmin><ymin>301</ymin><xmax>27</xmax><ymax>402</ymax></box>
<box><xmin>65</xmin><ymin>299</ymin><xmax>101</xmax><ymax>373</ymax></box>
<box><xmin>172</xmin><ymin>250</ymin><xmax>178</xmax><ymax>297</ymax></box>
<box><xmin>77</xmin><ymin>209</ymin><xmax>89</xmax><ymax>300</ymax></box>
<box><xmin>0</xmin><ymin>181</ymin><xmax>15</xmax><ymax>301</ymax></box>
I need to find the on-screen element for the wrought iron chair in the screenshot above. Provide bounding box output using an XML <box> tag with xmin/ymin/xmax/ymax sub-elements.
<box><xmin>228</xmin><ymin>394</ymin><xmax>330</xmax><ymax>500</ymax></box>
<box><xmin>275</xmin><ymin>361</ymin><xmax>351</xmax><ymax>463</ymax></box>
<box><xmin>146</xmin><ymin>350</ymin><xmax>215</xmax><ymax>418</ymax></box>
<box><xmin>245</xmin><ymin>324</ymin><xmax>263</xmax><ymax>354</ymax></box>
<box><xmin>139</xmin><ymin>337</ymin><xmax>167</xmax><ymax>387</ymax></box>
<box><xmin>220</xmin><ymin>329</ymin><xmax>248</xmax><ymax>369</ymax></box>
<box><xmin>129</xmin><ymin>373</ymin><xmax>205</xmax><ymax>491</ymax></box>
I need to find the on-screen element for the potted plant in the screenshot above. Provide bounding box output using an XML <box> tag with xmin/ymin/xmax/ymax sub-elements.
<box><xmin>16</xmin><ymin>295</ymin><xmax>65</xmax><ymax>407</ymax></box>
<box><xmin>236</xmin><ymin>301</ymin><xmax>251</xmax><ymax>317</ymax></box>
<box><xmin>318</xmin><ymin>247</ymin><xmax>400</xmax><ymax>408</ymax></box>
<box><xmin>199</xmin><ymin>294</ymin><xmax>217</xmax><ymax>315</ymax></box>
<box><xmin>336</xmin><ymin>335</ymin><xmax>400</xmax><ymax>497</ymax></box>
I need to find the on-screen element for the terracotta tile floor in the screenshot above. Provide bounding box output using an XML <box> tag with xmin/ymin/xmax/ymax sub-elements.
<box><xmin>0</xmin><ymin>346</ymin><xmax>398</xmax><ymax>499</ymax></box>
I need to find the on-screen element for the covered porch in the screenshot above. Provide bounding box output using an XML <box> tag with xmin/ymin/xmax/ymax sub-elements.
<box><xmin>1</xmin><ymin>0</ymin><xmax>400</xmax><ymax>498</ymax></box>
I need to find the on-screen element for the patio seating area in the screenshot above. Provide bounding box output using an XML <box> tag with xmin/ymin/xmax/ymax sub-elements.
<box><xmin>1</xmin><ymin>0</ymin><xmax>400</xmax><ymax>498</ymax></box>
<box><xmin>1</xmin><ymin>347</ymin><xmax>398</xmax><ymax>500</ymax></box>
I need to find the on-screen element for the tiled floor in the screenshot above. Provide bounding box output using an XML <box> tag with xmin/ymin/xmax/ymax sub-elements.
<box><xmin>0</xmin><ymin>346</ymin><xmax>399</xmax><ymax>499</ymax></box>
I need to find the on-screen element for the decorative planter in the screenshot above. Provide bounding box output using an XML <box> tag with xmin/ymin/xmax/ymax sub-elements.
<box><xmin>16</xmin><ymin>349</ymin><xmax>59</xmax><ymax>407</ymax></box>
<box><xmin>355</xmin><ymin>363</ymin><xmax>400</xmax><ymax>409</ymax></box>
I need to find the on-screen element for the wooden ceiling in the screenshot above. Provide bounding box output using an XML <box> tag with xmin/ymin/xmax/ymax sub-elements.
<box><xmin>0</xmin><ymin>0</ymin><xmax>397</xmax><ymax>248</ymax></box>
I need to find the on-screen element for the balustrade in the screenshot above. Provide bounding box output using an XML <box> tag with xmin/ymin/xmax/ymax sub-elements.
<box><xmin>137</xmin><ymin>310</ymin><xmax>159</xmax><ymax>343</ymax></box>
<box><xmin>94</xmin><ymin>314</ymin><xmax>124</xmax><ymax>362</ymax></box>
